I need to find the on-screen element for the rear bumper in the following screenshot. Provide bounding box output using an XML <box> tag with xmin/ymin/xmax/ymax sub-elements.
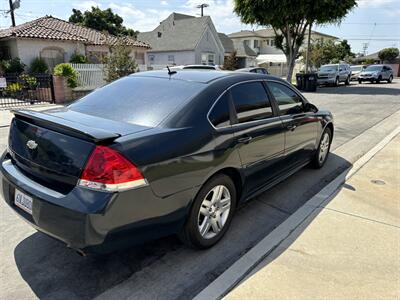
<box><xmin>0</xmin><ymin>152</ymin><xmax>192</xmax><ymax>253</ymax></box>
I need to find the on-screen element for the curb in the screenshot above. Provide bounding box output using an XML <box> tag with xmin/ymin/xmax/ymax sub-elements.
<box><xmin>194</xmin><ymin>125</ymin><xmax>400</xmax><ymax>300</ymax></box>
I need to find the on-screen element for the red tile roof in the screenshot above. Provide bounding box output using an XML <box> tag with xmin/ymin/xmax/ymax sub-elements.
<box><xmin>0</xmin><ymin>16</ymin><xmax>150</xmax><ymax>48</ymax></box>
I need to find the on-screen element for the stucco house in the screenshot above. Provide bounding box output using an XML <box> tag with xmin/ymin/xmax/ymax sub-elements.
<box><xmin>0</xmin><ymin>16</ymin><xmax>150</xmax><ymax>71</ymax></box>
<box><xmin>228</xmin><ymin>28</ymin><xmax>338</xmax><ymax>75</ymax></box>
<box><xmin>218</xmin><ymin>33</ymin><xmax>257</xmax><ymax>68</ymax></box>
<box><xmin>138</xmin><ymin>13</ymin><xmax>225</xmax><ymax>68</ymax></box>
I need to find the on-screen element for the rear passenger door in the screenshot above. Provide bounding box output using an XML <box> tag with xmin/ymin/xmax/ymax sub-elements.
<box><xmin>267</xmin><ymin>81</ymin><xmax>319</xmax><ymax>166</ymax></box>
<box><xmin>229</xmin><ymin>81</ymin><xmax>285</xmax><ymax>193</ymax></box>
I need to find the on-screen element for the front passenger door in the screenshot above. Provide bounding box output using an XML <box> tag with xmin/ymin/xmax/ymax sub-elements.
<box><xmin>267</xmin><ymin>81</ymin><xmax>319</xmax><ymax>166</ymax></box>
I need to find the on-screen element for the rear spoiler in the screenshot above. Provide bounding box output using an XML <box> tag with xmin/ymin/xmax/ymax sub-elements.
<box><xmin>13</xmin><ymin>110</ymin><xmax>121</xmax><ymax>143</ymax></box>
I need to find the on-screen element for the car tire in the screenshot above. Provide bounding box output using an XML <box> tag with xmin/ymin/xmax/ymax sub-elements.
<box><xmin>311</xmin><ymin>127</ymin><xmax>332</xmax><ymax>169</ymax></box>
<box><xmin>377</xmin><ymin>76</ymin><xmax>382</xmax><ymax>83</ymax></box>
<box><xmin>358</xmin><ymin>79</ymin><xmax>362</xmax><ymax>84</ymax></box>
<box><xmin>388</xmin><ymin>75</ymin><xmax>393</xmax><ymax>83</ymax></box>
<box><xmin>179</xmin><ymin>174</ymin><xmax>237</xmax><ymax>249</ymax></box>
<box><xmin>334</xmin><ymin>77</ymin><xmax>339</xmax><ymax>87</ymax></box>
<box><xmin>345</xmin><ymin>76</ymin><xmax>350</xmax><ymax>85</ymax></box>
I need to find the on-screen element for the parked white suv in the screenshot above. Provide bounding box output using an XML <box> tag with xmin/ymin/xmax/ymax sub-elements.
<box><xmin>317</xmin><ymin>63</ymin><xmax>351</xmax><ymax>86</ymax></box>
<box><xmin>358</xmin><ymin>65</ymin><xmax>393</xmax><ymax>84</ymax></box>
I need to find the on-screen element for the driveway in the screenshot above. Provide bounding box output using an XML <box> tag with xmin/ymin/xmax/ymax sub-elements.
<box><xmin>0</xmin><ymin>80</ymin><xmax>399</xmax><ymax>300</ymax></box>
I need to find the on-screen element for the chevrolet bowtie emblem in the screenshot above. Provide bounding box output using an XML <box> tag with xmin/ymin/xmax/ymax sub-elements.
<box><xmin>26</xmin><ymin>140</ymin><xmax>38</xmax><ymax>150</ymax></box>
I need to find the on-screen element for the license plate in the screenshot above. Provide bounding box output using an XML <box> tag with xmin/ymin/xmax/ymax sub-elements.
<box><xmin>14</xmin><ymin>189</ymin><xmax>33</xmax><ymax>214</ymax></box>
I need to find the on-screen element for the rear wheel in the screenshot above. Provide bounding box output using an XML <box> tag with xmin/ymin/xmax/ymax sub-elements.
<box><xmin>345</xmin><ymin>76</ymin><xmax>350</xmax><ymax>85</ymax></box>
<box><xmin>388</xmin><ymin>75</ymin><xmax>393</xmax><ymax>83</ymax></box>
<box><xmin>179</xmin><ymin>174</ymin><xmax>237</xmax><ymax>249</ymax></box>
<box><xmin>358</xmin><ymin>79</ymin><xmax>362</xmax><ymax>84</ymax></box>
<box><xmin>311</xmin><ymin>127</ymin><xmax>332</xmax><ymax>169</ymax></box>
<box><xmin>377</xmin><ymin>76</ymin><xmax>382</xmax><ymax>83</ymax></box>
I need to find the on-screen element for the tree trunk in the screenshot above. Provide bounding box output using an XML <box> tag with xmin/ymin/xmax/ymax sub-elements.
<box><xmin>286</xmin><ymin>54</ymin><xmax>296</xmax><ymax>83</ymax></box>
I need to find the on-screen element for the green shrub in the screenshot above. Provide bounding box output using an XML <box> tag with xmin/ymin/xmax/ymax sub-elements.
<box><xmin>20</xmin><ymin>74</ymin><xmax>38</xmax><ymax>89</ymax></box>
<box><xmin>30</xmin><ymin>57</ymin><xmax>48</xmax><ymax>74</ymax></box>
<box><xmin>7</xmin><ymin>82</ymin><xmax>23</xmax><ymax>92</ymax></box>
<box><xmin>69</xmin><ymin>52</ymin><xmax>88</xmax><ymax>64</ymax></box>
<box><xmin>53</xmin><ymin>63</ymin><xmax>79</xmax><ymax>88</ymax></box>
<box><xmin>0</xmin><ymin>58</ymin><xmax>25</xmax><ymax>74</ymax></box>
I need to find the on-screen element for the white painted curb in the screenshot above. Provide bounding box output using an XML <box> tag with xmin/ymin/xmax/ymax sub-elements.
<box><xmin>194</xmin><ymin>126</ymin><xmax>400</xmax><ymax>300</ymax></box>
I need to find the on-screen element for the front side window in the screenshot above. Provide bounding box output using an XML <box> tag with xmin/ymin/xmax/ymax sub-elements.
<box><xmin>230</xmin><ymin>82</ymin><xmax>273</xmax><ymax>123</ymax></box>
<box><xmin>208</xmin><ymin>93</ymin><xmax>230</xmax><ymax>128</ymax></box>
<box><xmin>268</xmin><ymin>82</ymin><xmax>304</xmax><ymax>115</ymax></box>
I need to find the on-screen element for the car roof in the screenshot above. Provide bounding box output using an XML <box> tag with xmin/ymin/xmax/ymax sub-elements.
<box><xmin>132</xmin><ymin>70</ymin><xmax>280</xmax><ymax>84</ymax></box>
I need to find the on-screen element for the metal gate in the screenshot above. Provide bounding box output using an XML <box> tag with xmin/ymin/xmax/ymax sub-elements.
<box><xmin>0</xmin><ymin>74</ymin><xmax>55</xmax><ymax>109</ymax></box>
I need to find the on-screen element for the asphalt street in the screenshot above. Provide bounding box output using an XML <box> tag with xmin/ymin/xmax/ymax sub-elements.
<box><xmin>0</xmin><ymin>80</ymin><xmax>399</xmax><ymax>300</ymax></box>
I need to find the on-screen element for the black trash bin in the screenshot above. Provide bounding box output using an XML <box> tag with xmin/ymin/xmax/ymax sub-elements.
<box><xmin>296</xmin><ymin>73</ymin><xmax>305</xmax><ymax>90</ymax></box>
<box><xmin>304</xmin><ymin>73</ymin><xmax>318</xmax><ymax>92</ymax></box>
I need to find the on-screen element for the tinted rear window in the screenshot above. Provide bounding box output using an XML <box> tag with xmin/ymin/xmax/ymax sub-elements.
<box><xmin>69</xmin><ymin>76</ymin><xmax>204</xmax><ymax>127</ymax></box>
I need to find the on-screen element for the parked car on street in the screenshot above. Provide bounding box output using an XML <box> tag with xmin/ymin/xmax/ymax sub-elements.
<box><xmin>167</xmin><ymin>65</ymin><xmax>221</xmax><ymax>71</ymax></box>
<box><xmin>235</xmin><ymin>67</ymin><xmax>269</xmax><ymax>74</ymax></box>
<box><xmin>358</xmin><ymin>65</ymin><xmax>393</xmax><ymax>84</ymax></box>
<box><xmin>317</xmin><ymin>63</ymin><xmax>351</xmax><ymax>86</ymax></box>
<box><xmin>0</xmin><ymin>71</ymin><xmax>333</xmax><ymax>254</ymax></box>
<box><xmin>350</xmin><ymin>65</ymin><xmax>367</xmax><ymax>81</ymax></box>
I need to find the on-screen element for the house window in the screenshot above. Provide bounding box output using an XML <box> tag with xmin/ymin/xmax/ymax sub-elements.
<box><xmin>253</xmin><ymin>40</ymin><xmax>259</xmax><ymax>48</ymax></box>
<box><xmin>202</xmin><ymin>53</ymin><xmax>215</xmax><ymax>65</ymax></box>
<box><xmin>87</xmin><ymin>51</ymin><xmax>108</xmax><ymax>64</ymax></box>
<box><xmin>270</xmin><ymin>39</ymin><xmax>275</xmax><ymax>47</ymax></box>
<box><xmin>40</xmin><ymin>47</ymin><xmax>65</xmax><ymax>71</ymax></box>
<box><xmin>157</xmin><ymin>32</ymin><xmax>162</xmax><ymax>38</ymax></box>
<box><xmin>244</xmin><ymin>40</ymin><xmax>250</xmax><ymax>46</ymax></box>
<box><xmin>168</xmin><ymin>55</ymin><xmax>175</xmax><ymax>64</ymax></box>
<box><xmin>0</xmin><ymin>46</ymin><xmax>10</xmax><ymax>60</ymax></box>
<box><xmin>135</xmin><ymin>51</ymin><xmax>145</xmax><ymax>64</ymax></box>
<box><xmin>265</xmin><ymin>39</ymin><xmax>269</xmax><ymax>46</ymax></box>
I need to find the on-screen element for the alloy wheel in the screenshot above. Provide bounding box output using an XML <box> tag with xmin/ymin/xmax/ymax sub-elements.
<box><xmin>318</xmin><ymin>132</ymin><xmax>330</xmax><ymax>164</ymax></box>
<box><xmin>197</xmin><ymin>185</ymin><xmax>231</xmax><ymax>239</ymax></box>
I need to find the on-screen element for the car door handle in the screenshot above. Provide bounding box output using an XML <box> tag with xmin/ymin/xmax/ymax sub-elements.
<box><xmin>237</xmin><ymin>136</ymin><xmax>252</xmax><ymax>144</ymax></box>
<box><xmin>287</xmin><ymin>125</ymin><xmax>297</xmax><ymax>131</ymax></box>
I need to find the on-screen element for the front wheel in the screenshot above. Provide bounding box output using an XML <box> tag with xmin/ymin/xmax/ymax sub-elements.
<box><xmin>311</xmin><ymin>127</ymin><xmax>332</xmax><ymax>169</ymax></box>
<box><xmin>334</xmin><ymin>77</ymin><xmax>339</xmax><ymax>87</ymax></box>
<box><xmin>358</xmin><ymin>79</ymin><xmax>362</xmax><ymax>84</ymax></box>
<box><xmin>179</xmin><ymin>174</ymin><xmax>237</xmax><ymax>249</ymax></box>
<box><xmin>345</xmin><ymin>76</ymin><xmax>350</xmax><ymax>85</ymax></box>
<box><xmin>388</xmin><ymin>75</ymin><xmax>393</xmax><ymax>83</ymax></box>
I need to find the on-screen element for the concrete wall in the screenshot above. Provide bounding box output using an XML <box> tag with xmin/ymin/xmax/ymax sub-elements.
<box><xmin>15</xmin><ymin>38</ymin><xmax>85</xmax><ymax>67</ymax></box>
<box><xmin>147</xmin><ymin>51</ymin><xmax>196</xmax><ymax>66</ymax></box>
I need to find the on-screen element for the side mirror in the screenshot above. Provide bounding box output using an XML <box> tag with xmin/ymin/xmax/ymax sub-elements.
<box><xmin>304</xmin><ymin>102</ymin><xmax>318</xmax><ymax>113</ymax></box>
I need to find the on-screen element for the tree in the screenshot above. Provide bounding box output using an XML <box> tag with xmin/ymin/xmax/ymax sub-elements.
<box><xmin>103</xmin><ymin>43</ymin><xmax>137</xmax><ymax>82</ymax></box>
<box><xmin>378</xmin><ymin>48</ymin><xmax>399</xmax><ymax>63</ymax></box>
<box><xmin>69</xmin><ymin>7</ymin><xmax>138</xmax><ymax>37</ymax></box>
<box><xmin>223</xmin><ymin>50</ymin><xmax>239</xmax><ymax>70</ymax></box>
<box><xmin>300</xmin><ymin>39</ymin><xmax>354</xmax><ymax>68</ymax></box>
<box><xmin>234</xmin><ymin>0</ymin><xmax>357</xmax><ymax>81</ymax></box>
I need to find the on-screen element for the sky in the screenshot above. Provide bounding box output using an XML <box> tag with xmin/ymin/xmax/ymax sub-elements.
<box><xmin>0</xmin><ymin>0</ymin><xmax>399</xmax><ymax>55</ymax></box>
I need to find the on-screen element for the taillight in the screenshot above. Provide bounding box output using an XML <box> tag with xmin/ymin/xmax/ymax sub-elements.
<box><xmin>78</xmin><ymin>146</ymin><xmax>147</xmax><ymax>192</ymax></box>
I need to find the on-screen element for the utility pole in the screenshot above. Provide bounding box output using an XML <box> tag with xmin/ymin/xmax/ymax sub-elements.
<box><xmin>196</xmin><ymin>3</ymin><xmax>209</xmax><ymax>17</ymax></box>
<box><xmin>8</xmin><ymin>0</ymin><xmax>19</xmax><ymax>27</ymax></box>
<box><xmin>305</xmin><ymin>23</ymin><xmax>312</xmax><ymax>73</ymax></box>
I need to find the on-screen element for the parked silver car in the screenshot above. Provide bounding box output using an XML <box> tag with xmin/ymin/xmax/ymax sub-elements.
<box><xmin>358</xmin><ymin>65</ymin><xmax>393</xmax><ymax>83</ymax></box>
<box><xmin>350</xmin><ymin>65</ymin><xmax>367</xmax><ymax>81</ymax></box>
<box><xmin>317</xmin><ymin>63</ymin><xmax>351</xmax><ymax>86</ymax></box>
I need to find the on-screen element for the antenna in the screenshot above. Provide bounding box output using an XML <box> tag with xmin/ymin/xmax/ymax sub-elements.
<box><xmin>166</xmin><ymin>66</ymin><xmax>177</xmax><ymax>75</ymax></box>
<box><xmin>196</xmin><ymin>3</ymin><xmax>209</xmax><ymax>17</ymax></box>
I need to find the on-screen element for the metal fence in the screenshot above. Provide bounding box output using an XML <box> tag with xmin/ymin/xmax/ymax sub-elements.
<box><xmin>70</xmin><ymin>63</ymin><xmax>107</xmax><ymax>90</ymax></box>
<box><xmin>0</xmin><ymin>74</ymin><xmax>55</xmax><ymax>109</ymax></box>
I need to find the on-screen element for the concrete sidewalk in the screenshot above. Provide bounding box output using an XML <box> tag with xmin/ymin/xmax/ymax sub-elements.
<box><xmin>225</xmin><ymin>135</ymin><xmax>400</xmax><ymax>299</ymax></box>
<box><xmin>0</xmin><ymin>104</ymin><xmax>61</xmax><ymax>127</ymax></box>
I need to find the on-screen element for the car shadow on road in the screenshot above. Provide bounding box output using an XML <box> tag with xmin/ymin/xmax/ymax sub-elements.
<box><xmin>314</xmin><ymin>83</ymin><xmax>400</xmax><ymax>96</ymax></box>
<box><xmin>13</xmin><ymin>153</ymin><xmax>352</xmax><ymax>300</ymax></box>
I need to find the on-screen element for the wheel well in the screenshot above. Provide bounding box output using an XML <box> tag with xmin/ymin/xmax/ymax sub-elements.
<box><xmin>325</xmin><ymin>122</ymin><xmax>334</xmax><ymax>138</ymax></box>
<box><xmin>213</xmin><ymin>167</ymin><xmax>243</xmax><ymax>204</ymax></box>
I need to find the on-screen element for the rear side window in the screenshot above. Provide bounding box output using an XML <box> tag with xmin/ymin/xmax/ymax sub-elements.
<box><xmin>268</xmin><ymin>82</ymin><xmax>304</xmax><ymax>115</ymax></box>
<box><xmin>69</xmin><ymin>76</ymin><xmax>204</xmax><ymax>127</ymax></box>
<box><xmin>230</xmin><ymin>82</ymin><xmax>273</xmax><ymax>123</ymax></box>
<box><xmin>209</xmin><ymin>93</ymin><xmax>230</xmax><ymax>128</ymax></box>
